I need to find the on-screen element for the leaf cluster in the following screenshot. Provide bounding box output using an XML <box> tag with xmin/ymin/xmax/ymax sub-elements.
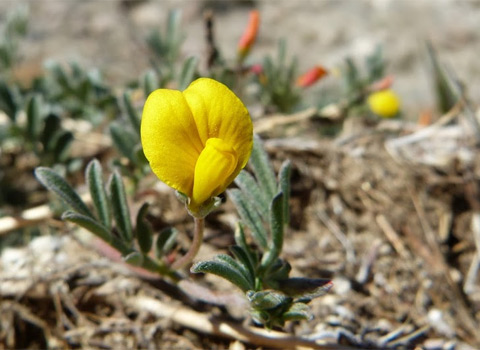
<box><xmin>35</xmin><ymin>160</ymin><xmax>180</xmax><ymax>281</ymax></box>
<box><xmin>192</xmin><ymin>136</ymin><xmax>331</xmax><ymax>328</ymax></box>
<box><xmin>256</xmin><ymin>39</ymin><xmax>300</xmax><ymax>113</ymax></box>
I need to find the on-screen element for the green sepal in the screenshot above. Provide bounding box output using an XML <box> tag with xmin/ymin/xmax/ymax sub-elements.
<box><xmin>175</xmin><ymin>190</ymin><xmax>188</xmax><ymax>205</ymax></box>
<box><xmin>35</xmin><ymin>167</ymin><xmax>93</xmax><ymax>218</ymax></box>
<box><xmin>156</xmin><ymin>227</ymin><xmax>178</xmax><ymax>258</ymax></box>
<box><xmin>108</xmin><ymin>170</ymin><xmax>132</xmax><ymax>242</ymax></box>
<box><xmin>135</xmin><ymin>202</ymin><xmax>153</xmax><ymax>254</ymax></box>
<box><xmin>191</xmin><ymin>257</ymin><xmax>253</xmax><ymax>293</ymax></box>
<box><xmin>228</xmin><ymin>189</ymin><xmax>268</xmax><ymax>250</ymax></box>
<box><xmin>62</xmin><ymin>210</ymin><xmax>111</xmax><ymax>243</ymax></box>
<box><xmin>86</xmin><ymin>159</ymin><xmax>111</xmax><ymax>230</ymax></box>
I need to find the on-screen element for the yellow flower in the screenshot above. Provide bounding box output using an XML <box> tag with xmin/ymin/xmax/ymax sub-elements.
<box><xmin>367</xmin><ymin>89</ymin><xmax>401</xmax><ymax>118</ymax></box>
<box><xmin>141</xmin><ymin>78</ymin><xmax>253</xmax><ymax>215</ymax></box>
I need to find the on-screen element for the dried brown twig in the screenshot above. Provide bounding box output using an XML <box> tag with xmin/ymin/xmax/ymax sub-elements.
<box><xmin>128</xmin><ymin>295</ymin><xmax>360</xmax><ymax>350</ymax></box>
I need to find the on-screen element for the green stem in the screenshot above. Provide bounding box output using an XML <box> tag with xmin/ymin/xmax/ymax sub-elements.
<box><xmin>171</xmin><ymin>217</ymin><xmax>205</xmax><ymax>270</ymax></box>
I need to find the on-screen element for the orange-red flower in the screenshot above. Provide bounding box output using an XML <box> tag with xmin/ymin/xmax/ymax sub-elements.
<box><xmin>237</xmin><ymin>10</ymin><xmax>260</xmax><ymax>62</ymax></box>
<box><xmin>296</xmin><ymin>65</ymin><xmax>328</xmax><ymax>88</ymax></box>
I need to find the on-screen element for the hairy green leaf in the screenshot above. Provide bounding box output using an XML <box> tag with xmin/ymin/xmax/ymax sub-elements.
<box><xmin>62</xmin><ymin>211</ymin><xmax>111</xmax><ymax>243</ymax></box>
<box><xmin>41</xmin><ymin>113</ymin><xmax>61</xmax><ymax>151</ymax></box>
<box><xmin>282</xmin><ymin>302</ymin><xmax>311</xmax><ymax>322</ymax></box>
<box><xmin>35</xmin><ymin>167</ymin><xmax>93</xmax><ymax>218</ymax></box>
<box><xmin>123</xmin><ymin>251</ymin><xmax>144</xmax><ymax>266</ymax></box>
<box><xmin>86</xmin><ymin>159</ymin><xmax>111</xmax><ymax>229</ymax></box>
<box><xmin>249</xmin><ymin>135</ymin><xmax>277</xmax><ymax>201</ymax></box>
<box><xmin>123</xmin><ymin>91</ymin><xmax>140</xmax><ymax>135</ymax></box>
<box><xmin>26</xmin><ymin>94</ymin><xmax>42</xmax><ymax>142</ymax></box>
<box><xmin>178</xmin><ymin>56</ymin><xmax>198</xmax><ymax>90</ymax></box>
<box><xmin>234</xmin><ymin>170</ymin><xmax>269</xmax><ymax>219</ymax></box>
<box><xmin>143</xmin><ymin>70</ymin><xmax>158</xmax><ymax>96</ymax></box>
<box><xmin>52</xmin><ymin>130</ymin><xmax>73</xmax><ymax>162</ymax></box>
<box><xmin>108</xmin><ymin>170</ymin><xmax>132</xmax><ymax>242</ymax></box>
<box><xmin>230</xmin><ymin>245</ymin><xmax>256</xmax><ymax>287</ymax></box>
<box><xmin>156</xmin><ymin>227</ymin><xmax>178</xmax><ymax>258</ymax></box>
<box><xmin>191</xmin><ymin>258</ymin><xmax>253</xmax><ymax>292</ymax></box>
<box><xmin>261</xmin><ymin>192</ymin><xmax>285</xmax><ymax>270</ymax></box>
<box><xmin>216</xmin><ymin>253</ymin><xmax>254</xmax><ymax>290</ymax></box>
<box><xmin>0</xmin><ymin>79</ymin><xmax>18</xmax><ymax>121</ymax></box>
<box><xmin>228</xmin><ymin>189</ymin><xmax>268</xmax><ymax>250</ymax></box>
<box><xmin>135</xmin><ymin>202</ymin><xmax>153</xmax><ymax>254</ymax></box>
<box><xmin>277</xmin><ymin>160</ymin><xmax>291</xmax><ymax>225</ymax></box>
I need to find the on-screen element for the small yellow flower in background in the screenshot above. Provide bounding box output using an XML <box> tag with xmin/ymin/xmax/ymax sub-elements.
<box><xmin>237</xmin><ymin>10</ymin><xmax>260</xmax><ymax>62</ymax></box>
<box><xmin>141</xmin><ymin>78</ymin><xmax>253</xmax><ymax>215</ymax></box>
<box><xmin>367</xmin><ymin>89</ymin><xmax>401</xmax><ymax>118</ymax></box>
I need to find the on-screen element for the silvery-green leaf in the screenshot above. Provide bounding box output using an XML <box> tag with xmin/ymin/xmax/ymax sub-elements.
<box><xmin>123</xmin><ymin>91</ymin><xmax>140</xmax><ymax>135</ymax></box>
<box><xmin>216</xmin><ymin>254</ymin><xmax>254</xmax><ymax>290</ymax></box>
<box><xmin>62</xmin><ymin>211</ymin><xmax>111</xmax><ymax>243</ymax></box>
<box><xmin>249</xmin><ymin>135</ymin><xmax>277</xmax><ymax>201</ymax></box>
<box><xmin>135</xmin><ymin>202</ymin><xmax>153</xmax><ymax>254</ymax></box>
<box><xmin>155</xmin><ymin>227</ymin><xmax>178</xmax><ymax>258</ymax></box>
<box><xmin>108</xmin><ymin>170</ymin><xmax>132</xmax><ymax>242</ymax></box>
<box><xmin>86</xmin><ymin>159</ymin><xmax>111</xmax><ymax>229</ymax></box>
<box><xmin>123</xmin><ymin>251</ymin><xmax>144</xmax><ymax>266</ymax></box>
<box><xmin>35</xmin><ymin>167</ymin><xmax>93</xmax><ymax>218</ymax></box>
<box><xmin>178</xmin><ymin>56</ymin><xmax>198</xmax><ymax>90</ymax></box>
<box><xmin>52</xmin><ymin>130</ymin><xmax>73</xmax><ymax>162</ymax></box>
<box><xmin>191</xmin><ymin>258</ymin><xmax>252</xmax><ymax>292</ymax></box>
<box><xmin>277</xmin><ymin>160</ymin><xmax>291</xmax><ymax>225</ymax></box>
<box><xmin>234</xmin><ymin>170</ymin><xmax>269</xmax><ymax>219</ymax></box>
<box><xmin>228</xmin><ymin>189</ymin><xmax>268</xmax><ymax>250</ymax></box>
<box><xmin>26</xmin><ymin>94</ymin><xmax>42</xmax><ymax>142</ymax></box>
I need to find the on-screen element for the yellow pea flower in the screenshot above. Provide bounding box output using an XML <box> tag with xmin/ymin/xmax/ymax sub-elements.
<box><xmin>367</xmin><ymin>89</ymin><xmax>401</xmax><ymax>118</ymax></box>
<box><xmin>141</xmin><ymin>78</ymin><xmax>253</xmax><ymax>216</ymax></box>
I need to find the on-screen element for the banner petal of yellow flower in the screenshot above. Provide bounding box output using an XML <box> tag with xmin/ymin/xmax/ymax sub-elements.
<box><xmin>184</xmin><ymin>78</ymin><xmax>253</xmax><ymax>176</ymax></box>
<box><xmin>141</xmin><ymin>89</ymin><xmax>203</xmax><ymax>196</ymax></box>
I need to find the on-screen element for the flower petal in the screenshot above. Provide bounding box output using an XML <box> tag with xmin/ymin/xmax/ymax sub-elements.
<box><xmin>141</xmin><ymin>88</ymin><xmax>204</xmax><ymax>196</ymax></box>
<box><xmin>183</xmin><ymin>78</ymin><xmax>253</xmax><ymax>179</ymax></box>
<box><xmin>192</xmin><ymin>138</ymin><xmax>238</xmax><ymax>206</ymax></box>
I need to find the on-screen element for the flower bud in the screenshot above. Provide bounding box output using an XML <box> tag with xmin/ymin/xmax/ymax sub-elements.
<box><xmin>237</xmin><ymin>10</ymin><xmax>260</xmax><ymax>62</ymax></box>
<box><xmin>296</xmin><ymin>65</ymin><xmax>328</xmax><ymax>88</ymax></box>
